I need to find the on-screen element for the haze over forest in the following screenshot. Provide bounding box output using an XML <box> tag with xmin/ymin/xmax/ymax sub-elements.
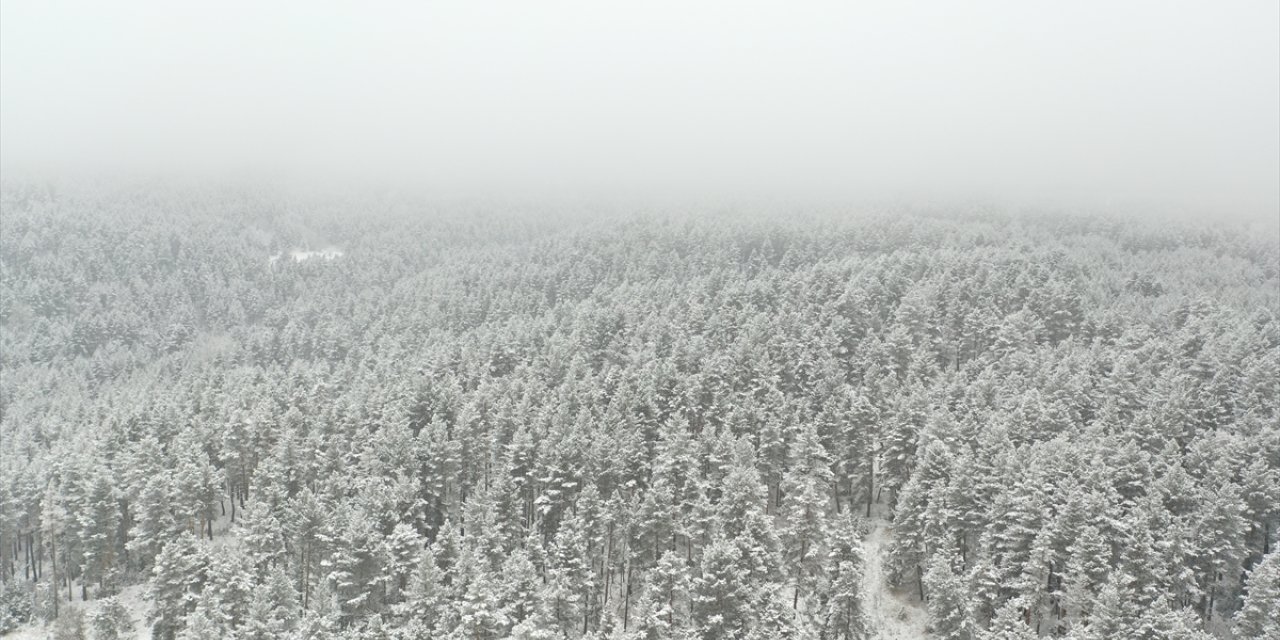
<box><xmin>2</xmin><ymin>1</ymin><xmax>1278</xmax><ymax>215</ymax></box>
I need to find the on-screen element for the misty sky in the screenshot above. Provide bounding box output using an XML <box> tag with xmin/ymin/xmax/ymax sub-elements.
<box><xmin>2</xmin><ymin>1</ymin><xmax>1277</xmax><ymax>213</ymax></box>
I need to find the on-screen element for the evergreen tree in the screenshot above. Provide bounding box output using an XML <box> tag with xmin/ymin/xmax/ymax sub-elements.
<box><xmin>147</xmin><ymin>533</ymin><xmax>208</xmax><ymax>640</ymax></box>
<box><xmin>241</xmin><ymin>566</ymin><xmax>300</xmax><ymax>640</ymax></box>
<box><xmin>781</xmin><ymin>422</ymin><xmax>834</xmax><ymax>610</ymax></box>
<box><xmin>924</xmin><ymin>554</ymin><xmax>972</xmax><ymax>640</ymax></box>
<box><xmin>1235</xmin><ymin>550</ymin><xmax>1280</xmax><ymax>639</ymax></box>
<box><xmin>89</xmin><ymin>596</ymin><xmax>134</xmax><ymax>640</ymax></box>
<box><xmin>691</xmin><ymin>539</ymin><xmax>753</xmax><ymax>640</ymax></box>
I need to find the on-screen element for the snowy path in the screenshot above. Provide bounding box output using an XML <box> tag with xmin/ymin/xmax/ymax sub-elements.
<box><xmin>863</xmin><ymin>501</ymin><xmax>932</xmax><ymax>640</ymax></box>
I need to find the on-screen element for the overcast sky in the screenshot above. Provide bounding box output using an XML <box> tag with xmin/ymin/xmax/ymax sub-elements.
<box><xmin>2</xmin><ymin>1</ymin><xmax>1277</xmax><ymax>213</ymax></box>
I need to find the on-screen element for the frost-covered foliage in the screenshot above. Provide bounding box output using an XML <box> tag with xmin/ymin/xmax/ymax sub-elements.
<box><xmin>89</xmin><ymin>595</ymin><xmax>134</xmax><ymax>640</ymax></box>
<box><xmin>0</xmin><ymin>581</ymin><xmax>34</xmax><ymax>633</ymax></box>
<box><xmin>0</xmin><ymin>183</ymin><xmax>1277</xmax><ymax>639</ymax></box>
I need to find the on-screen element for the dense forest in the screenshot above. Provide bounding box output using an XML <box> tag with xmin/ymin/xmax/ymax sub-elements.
<box><xmin>0</xmin><ymin>183</ymin><xmax>1277</xmax><ymax>640</ymax></box>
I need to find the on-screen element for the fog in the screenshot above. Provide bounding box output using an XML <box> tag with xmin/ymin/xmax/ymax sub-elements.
<box><xmin>2</xmin><ymin>1</ymin><xmax>1277</xmax><ymax>215</ymax></box>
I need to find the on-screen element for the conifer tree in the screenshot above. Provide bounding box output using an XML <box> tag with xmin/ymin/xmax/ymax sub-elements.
<box><xmin>89</xmin><ymin>596</ymin><xmax>134</xmax><ymax>640</ymax></box>
<box><xmin>781</xmin><ymin>422</ymin><xmax>833</xmax><ymax>610</ymax></box>
<box><xmin>148</xmin><ymin>533</ymin><xmax>208</xmax><ymax>640</ymax></box>
<box><xmin>924</xmin><ymin>554</ymin><xmax>972</xmax><ymax>640</ymax></box>
<box><xmin>691</xmin><ymin>539</ymin><xmax>753</xmax><ymax>640</ymax></box>
<box><xmin>1234</xmin><ymin>550</ymin><xmax>1280</xmax><ymax>639</ymax></box>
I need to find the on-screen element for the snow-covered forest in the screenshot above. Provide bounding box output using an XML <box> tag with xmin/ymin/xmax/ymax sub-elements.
<box><xmin>1</xmin><ymin>184</ymin><xmax>1277</xmax><ymax>640</ymax></box>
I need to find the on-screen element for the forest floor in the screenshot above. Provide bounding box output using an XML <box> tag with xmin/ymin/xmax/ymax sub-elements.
<box><xmin>5</xmin><ymin>582</ymin><xmax>150</xmax><ymax>640</ymax></box>
<box><xmin>4</xmin><ymin>509</ymin><xmax>240</xmax><ymax>639</ymax></box>
<box><xmin>863</xmin><ymin>500</ymin><xmax>933</xmax><ymax>639</ymax></box>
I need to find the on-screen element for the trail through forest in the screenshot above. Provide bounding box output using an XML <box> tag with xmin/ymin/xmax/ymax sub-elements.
<box><xmin>863</xmin><ymin>501</ymin><xmax>932</xmax><ymax>640</ymax></box>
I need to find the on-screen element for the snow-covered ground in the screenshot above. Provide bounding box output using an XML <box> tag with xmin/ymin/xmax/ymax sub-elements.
<box><xmin>863</xmin><ymin>500</ymin><xmax>932</xmax><ymax>639</ymax></box>
<box><xmin>4</xmin><ymin>509</ymin><xmax>241</xmax><ymax>639</ymax></box>
<box><xmin>5</xmin><ymin>582</ymin><xmax>150</xmax><ymax>640</ymax></box>
<box><xmin>269</xmin><ymin>247</ymin><xmax>344</xmax><ymax>265</ymax></box>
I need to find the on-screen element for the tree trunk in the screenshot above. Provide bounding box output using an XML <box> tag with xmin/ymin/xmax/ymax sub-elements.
<box><xmin>867</xmin><ymin>468</ymin><xmax>874</xmax><ymax>518</ymax></box>
<box><xmin>603</xmin><ymin>522</ymin><xmax>614</xmax><ymax>607</ymax></box>
<box><xmin>120</xmin><ymin>502</ymin><xmax>132</xmax><ymax>571</ymax></box>
<box><xmin>667</xmin><ymin>579</ymin><xmax>675</xmax><ymax>626</ymax></box>
<box><xmin>301</xmin><ymin>548</ymin><xmax>310</xmax><ymax>609</ymax></box>
<box><xmin>50</xmin><ymin>535</ymin><xmax>57</xmax><ymax>618</ymax></box>
<box><xmin>622</xmin><ymin>563</ymin><xmax>632</xmax><ymax>630</ymax></box>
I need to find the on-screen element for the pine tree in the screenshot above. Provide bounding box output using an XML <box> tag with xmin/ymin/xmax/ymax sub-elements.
<box><xmin>238</xmin><ymin>499</ymin><xmax>286</xmax><ymax>573</ymax></box>
<box><xmin>924</xmin><ymin>554</ymin><xmax>972</xmax><ymax>640</ymax></box>
<box><xmin>746</xmin><ymin>584</ymin><xmax>801</xmax><ymax>640</ymax></box>
<box><xmin>979</xmin><ymin>597</ymin><xmax>1036</xmax><ymax>640</ymax></box>
<box><xmin>240</xmin><ymin>566</ymin><xmax>300</xmax><ymax>640</ymax></box>
<box><xmin>1131</xmin><ymin>596</ymin><xmax>1214</xmax><ymax>640</ymax></box>
<box><xmin>509</xmin><ymin>583</ymin><xmax>565</xmax><ymax>640</ymax></box>
<box><xmin>1071</xmin><ymin>578</ymin><xmax>1135</xmax><ymax>640</ymax></box>
<box><xmin>638</xmin><ymin>550</ymin><xmax>691</xmax><ymax>636</ymax></box>
<box><xmin>175</xmin><ymin>601</ymin><xmax>222</xmax><ymax>640</ymax></box>
<box><xmin>200</xmin><ymin>546</ymin><xmax>255</xmax><ymax>633</ymax></box>
<box><xmin>41</xmin><ymin>481</ymin><xmax>71</xmax><ymax>619</ymax></box>
<box><xmin>879</xmin><ymin>399</ymin><xmax>922</xmax><ymax>507</ymax></box>
<box><xmin>455</xmin><ymin>550</ymin><xmax>508</xmax><ymax>640</ymax></box>
<box><xmin>147</xmin><ymin>533</ymin><xmax>209</xmax><ymax>640</ymax></box>
<box><xmin>129</xmin><ymin>473</ymin><xmax>179</xmax><ymax>571</ymax></box>
<box><xmin>394</xmin><ymin>547</ymin><xmax>445</xmax><ymax>631</ymax></box>
<box><xmin>1235</xmin><ymin>550</ymin><xmax>1280</xmax><ymax>639</ymax></box>
<box><xmin>321</xmin><ymin>506</ymin><xmax>386</xmax><ymax>624</ymax></box>
<box><xmin>780</xmin><ymin>421</ymin><xmax>833</xmax><ymax>610</ymax></box>
<box><xmin>75</xmin><ymin>466</ymin><xmax>120</xmax><ymax>598</ymax></box>
<box><xmin>691</xmin><ymin>539</ymin><xmax>752</xmax><ymax>640</ymax></box>
<box><xmin>284</xmin><ymin>488</ymin><xmax>328</xmax><ymax>610</ymax></box>
<box><xmin>815</xmin><ymin>513</ymin><xmax>867</xmax><ymax>640</ymax></box>
<box><xmin>885</xmin><ymin>472</ymin><xmax>928</xmax><ymax>597</ymax></box>
<box><xmin>498</xmin><ymin>547</ymin><xmax>542</xmax><ymax>630</ymax></box>
<box><xmin>89</xmin><ymin>596</ymin><xmax>134</xmax><ymax>640</ymax></box>
<box><xmin>547</xmin><ymin>508</ymin><xmax>596</xmax><ymax>635</ymax></box>
<box><xmin>1062</xmin><ymin>524</ymin><xmax>1109</xmax><ymax>620</ymax></box>
<box><xmin>382</xmin><ymin>522</ymin><xmax>424</xmax><ymax>608</ymax></box>
<box><xmin>1188</xmin><ymin>480</ymin><xmax>1247</xmax><ymax>621</ymax></box>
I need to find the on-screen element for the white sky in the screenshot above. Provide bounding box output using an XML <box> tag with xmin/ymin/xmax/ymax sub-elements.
<box><xmin>2</xmin><ymin>1</ymin><xmax>1277</xmax><ymax>213</ymax></box>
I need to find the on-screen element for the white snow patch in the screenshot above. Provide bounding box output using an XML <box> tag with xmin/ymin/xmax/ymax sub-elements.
<box><xmin>863</xmin><ymin>500</ymin><xmax>933</xmax><ymax>640</ymax></box>
<box><xmin>269</xmin><ymin>247</ymin><xmax>343</xmax><ymax>265</ymax></box>
<box><xmin>4</xmin><ymin>583</ymin><xmax>150</xmax><ymax>640</ymax></box>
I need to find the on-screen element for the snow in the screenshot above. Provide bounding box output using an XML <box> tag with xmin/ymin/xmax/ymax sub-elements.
<box><xmin>863</xmin><ymin>500</ymin><xmax>933</xmax><ymax>640</ymax></box>
<box><xmin>2</xmin><ymin>622</ymin><xmax>49</xmax><ymax>640</ymax></box>
<box><xmin>269</xmin><ymin>247</ymin><xmax>344</xmax><ymax>265</ymax></box>
<box><xmin>3</xmin><ymin>508</ymin><xmax>242</xmax><ymax>639</ymax></box>
<box><xmin>4</xmin><ymin>583</ymin><xmax>151</xmax><ymax>640</ymax></box>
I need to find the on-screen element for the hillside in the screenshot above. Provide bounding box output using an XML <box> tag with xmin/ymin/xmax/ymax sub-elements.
<box><xmin>2</xmin><ymin>186</ymin><xmax>1277</xmax><ymax>639</ymax></box>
